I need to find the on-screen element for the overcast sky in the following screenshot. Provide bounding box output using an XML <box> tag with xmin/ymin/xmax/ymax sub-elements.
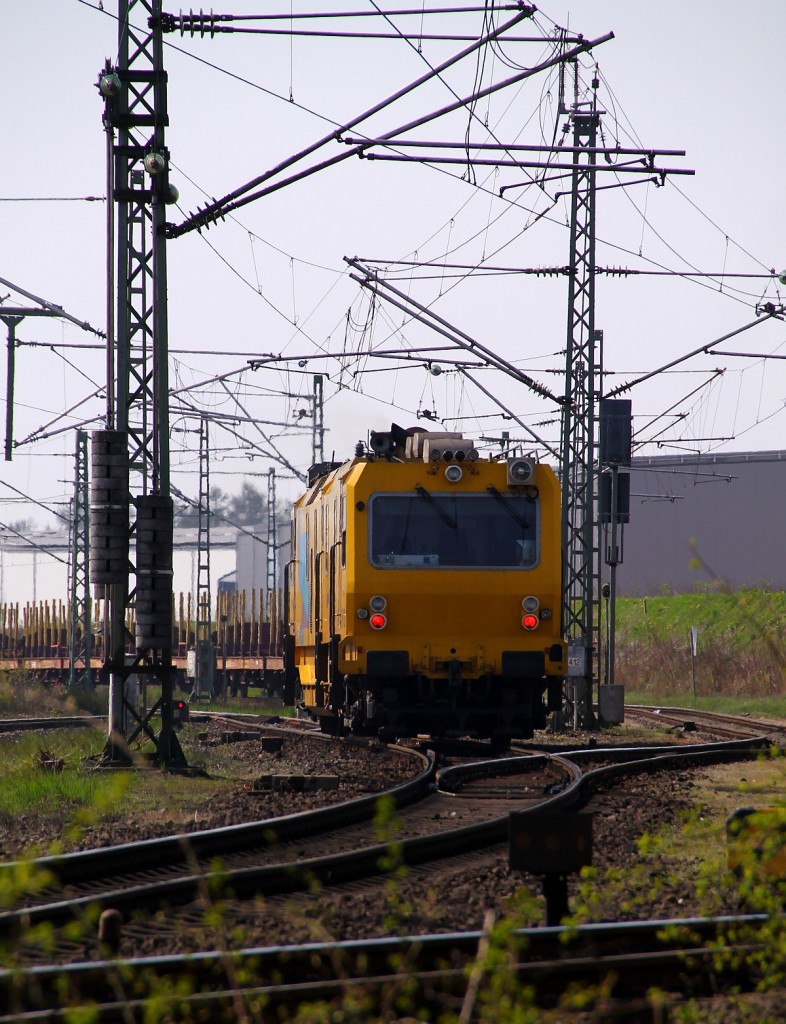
<box><xmin>2</xmin><ymin>0</ymin><xmax>784</xmax><ymax>533</ymax></box>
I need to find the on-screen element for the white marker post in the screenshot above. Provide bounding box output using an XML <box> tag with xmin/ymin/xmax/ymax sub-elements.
<box><xmin>690</xmin><ymin>626</ymin><xmax>699</xmax><ymax>698</ymax></box>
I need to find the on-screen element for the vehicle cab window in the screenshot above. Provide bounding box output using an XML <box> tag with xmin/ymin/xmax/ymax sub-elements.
<box><xmin>369</xmin><ymin>492</ymin><xmax>538</xmax><ymax>569</ymax></box>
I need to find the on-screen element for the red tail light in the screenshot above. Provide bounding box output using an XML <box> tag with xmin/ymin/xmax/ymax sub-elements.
<box><xmin>522</xmin><ymin>613</ymin><xmax>539</xmax><ymax>630</ymax></box>
<box><xmin>370</xmin><ymin>613</ymin><xmax>387</xmax><ymax>630</ymax></box>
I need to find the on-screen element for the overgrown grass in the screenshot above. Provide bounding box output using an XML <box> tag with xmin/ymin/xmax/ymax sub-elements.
<box><xmin>624</xmin><ymin>691</ymin><xmax>786</xmax><ymax>718</ymax></box>
<box><xmin>204</xmin><ymin>692</ymin><xmax>297</xmax><ymax>717</ymax></box>
<box><xmin>0</xmin><ymin>675</ymin><xmax>298</xmax><ymax>847</ymax></box>
<box><xmin>0</xmin><ymin>722</ymin><xmax>281</xmax><ymax>844</ymax></box>
<box><xmin>618</xmin><ymin>588</ymin><xmax>786</xmax><ymax>648</ymax></box>
<box><xmin>0</xmin><ymin>671</ymin><xmax>108</xmax><ymax>718</ymax></box>
<box><xmin>0</xmin><ymin>727</ymin><xmax>123</xmax><ymax>840</ymax></box>
<box><xmin>615</xmin><ymin>589</ymin><xmax>786</xmax><ymax>698</ymax></box>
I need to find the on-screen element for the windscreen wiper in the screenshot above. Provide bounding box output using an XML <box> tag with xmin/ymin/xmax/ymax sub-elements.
<box><xmin>486</xmin><ymin>484</ymin><xmax>529</xmax><ymax>529</ymax></box>
<box><xmin>415</xmin><ymin>484</ymin><xmax>456</xmax><ymax>528</ymax></box>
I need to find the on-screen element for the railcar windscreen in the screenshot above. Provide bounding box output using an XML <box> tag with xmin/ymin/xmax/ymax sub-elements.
<box><xmin>369</xmin><ymin>492</ymin><xmax>538</xmax><ymax>569</ymax></box>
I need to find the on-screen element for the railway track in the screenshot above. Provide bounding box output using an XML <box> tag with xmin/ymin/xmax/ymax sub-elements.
<box><xmin>626</xmin><ymin>703</ymin><xmax>786</xmax><ymax>741</ymax></box>
<box><xmin>0</xmin><ymin>715</ymin><xmax>104</xmax><ymax>733</ymax></box>
<box><xmin>3</xmin><ymin>700</ymin><xmax>780</xmax><ymax>743</ymax></box>
<box><xmin>1</xmin><ymin>732</ymin><xmax>767</xmax><ymax>960</ymax></box>
<box><xmin>0</xmin><ymin>740</ymin><xmax>433</xmax><ymax>913</ymax></box>
<box><xmin>1</xmin><ymin>747</ymin><xmax>576</xmax><ymax>943</ymax></box>
<box><xmin>0</xmin><ymin>912</ymin><xmax>771</xmax><ymax>1023</ymax></box>
<box><xmin>0</xmin><ymin>706</ymin><xmax>778</xmax><ymax>1020</ymax></box>
<box><xmin>1</xmin><ymin>738</ymin><xmax>775</xmax><ymax>1023</ymax></box>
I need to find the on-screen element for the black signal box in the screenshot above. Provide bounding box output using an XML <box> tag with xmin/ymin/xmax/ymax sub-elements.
<box><xmin>599</xmin><ymin>470</ymin><xmax>631</xmax><ymax>523</ymax></box>
<box><xmin>509</xmin><ymin>812</ymin><xmax>593</xmax><ymax>875</ymax></box>
<box><xmin>599</xmin><ymin>398</ymin><xmax>632</xmax><ymax>466</ymax></box>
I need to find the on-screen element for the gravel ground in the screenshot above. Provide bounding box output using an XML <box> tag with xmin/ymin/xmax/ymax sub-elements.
<box><xmin>1</xmin><ymin>720</ymin><xmax>713</xmax><ymax>939</ymax></box>
<box><xmin>1</xmin><ymin>718</ymin><xmax>774</xmax><ymax>1022</ymax></box>
<box><xmin>120</xmin><ymin>758</ymin><xmax>700</xmax><ymax>955</ymax></box>
<box><xmin>0</xmin><ymin>721</ymin><xmax>417</xmax><ymax>859</ymax></box>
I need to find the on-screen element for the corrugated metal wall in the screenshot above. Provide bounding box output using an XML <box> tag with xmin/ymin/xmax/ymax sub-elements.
<box><xmin>616</xmin><ymin>451</ymin><xmax>786</xmax><ymax>594</ymax></box>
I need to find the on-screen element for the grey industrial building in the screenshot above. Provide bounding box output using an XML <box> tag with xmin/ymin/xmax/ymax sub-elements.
<box><xmin>615</xmin><ymin>450</ymin><xmax>786</xmax><ymax>595</ymax></box>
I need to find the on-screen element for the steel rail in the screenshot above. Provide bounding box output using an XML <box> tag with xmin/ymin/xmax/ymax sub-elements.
<box><xmin>567</xmin><ymin>736</ymin><xmax>773</xmax><ymax>766</ymax></box>
<box><xmin>0</xmin><ymin>716</ymin><xmax>104</xmax><ymax>733</ymax></box>
<box><xmin>440</xmin><ymin>737</ymin><xmax>771</xmax><ymax>788</ymax></box>
<box><xmin>0</xmin><ymin>951</ymin><xmax>761</xmax><ymax>1023</ymax></box>
<box><xmin>0</xmin><ymin>913</ymin><xmax>771</xmax><ymax>1020</ymax></box>
<box><xmin>627</xmin><ymin>704</ymin><xmax>786</xmax><ymax>735</ymax></box>
<box><xmin>0</xmin><ymin>744</ymin><xmax>433</xmax><ymax>892</ymax></box>
<box><xmin>437</xmin><ymin>750</ymin><xmax>582</xmax><ymax>792</ymax></box>
<box><xmin>625</xmin><ymin>705</ymin><xmax>786</xmax><ymax>742</ymax></box>
<box><xmin>0</xmin><ymin>751</ymin><xmax>576</xmax><ymax>934</ymax></box>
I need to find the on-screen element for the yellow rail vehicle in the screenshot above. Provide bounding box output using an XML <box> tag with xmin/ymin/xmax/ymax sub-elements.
<box><xmin>284</xmin><ymin>426</ymin><xmax>566</xmax><ymax>741</ymax></box>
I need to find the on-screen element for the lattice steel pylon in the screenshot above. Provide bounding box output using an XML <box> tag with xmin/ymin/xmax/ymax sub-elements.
<box><xmin>266</xmin><ymin>466</ymin><xmax>277</xmax><ymax>596</ymax></box>
<box><xmin>96</xmin><ymin>0</ymin><xmax>184</xmax><ymax>764</ymax></box>
<box><xmin>192</xmin><ymin>417</ymin><xmax>214</xmax><ymax>699</ymax></box>
<box><xmin>560</xmin><ymin>105</ymin><xmax>602</xmax><ymax>730</ymax></box>
<box><xmin>312</xmin><ymin>374</ymin><xmax>325</xmax><ymax>465</ymax></box>
<box><xmin>68</xmin><ymin>430</ymin><xmax>92</xmax><ymax>692</ymax></box>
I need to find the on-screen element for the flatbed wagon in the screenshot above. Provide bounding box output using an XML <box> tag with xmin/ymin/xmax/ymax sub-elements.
<box><xmin>0</xmin><ymin>589</ymin><xmax>284</xmax><ymax>696</ymax></box>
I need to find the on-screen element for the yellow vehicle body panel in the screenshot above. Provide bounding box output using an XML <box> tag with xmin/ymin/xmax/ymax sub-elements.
<box><xmin>289</xmin><ymin>455</ymin><xmax>565</xmax><ymax>716</ymax></box>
